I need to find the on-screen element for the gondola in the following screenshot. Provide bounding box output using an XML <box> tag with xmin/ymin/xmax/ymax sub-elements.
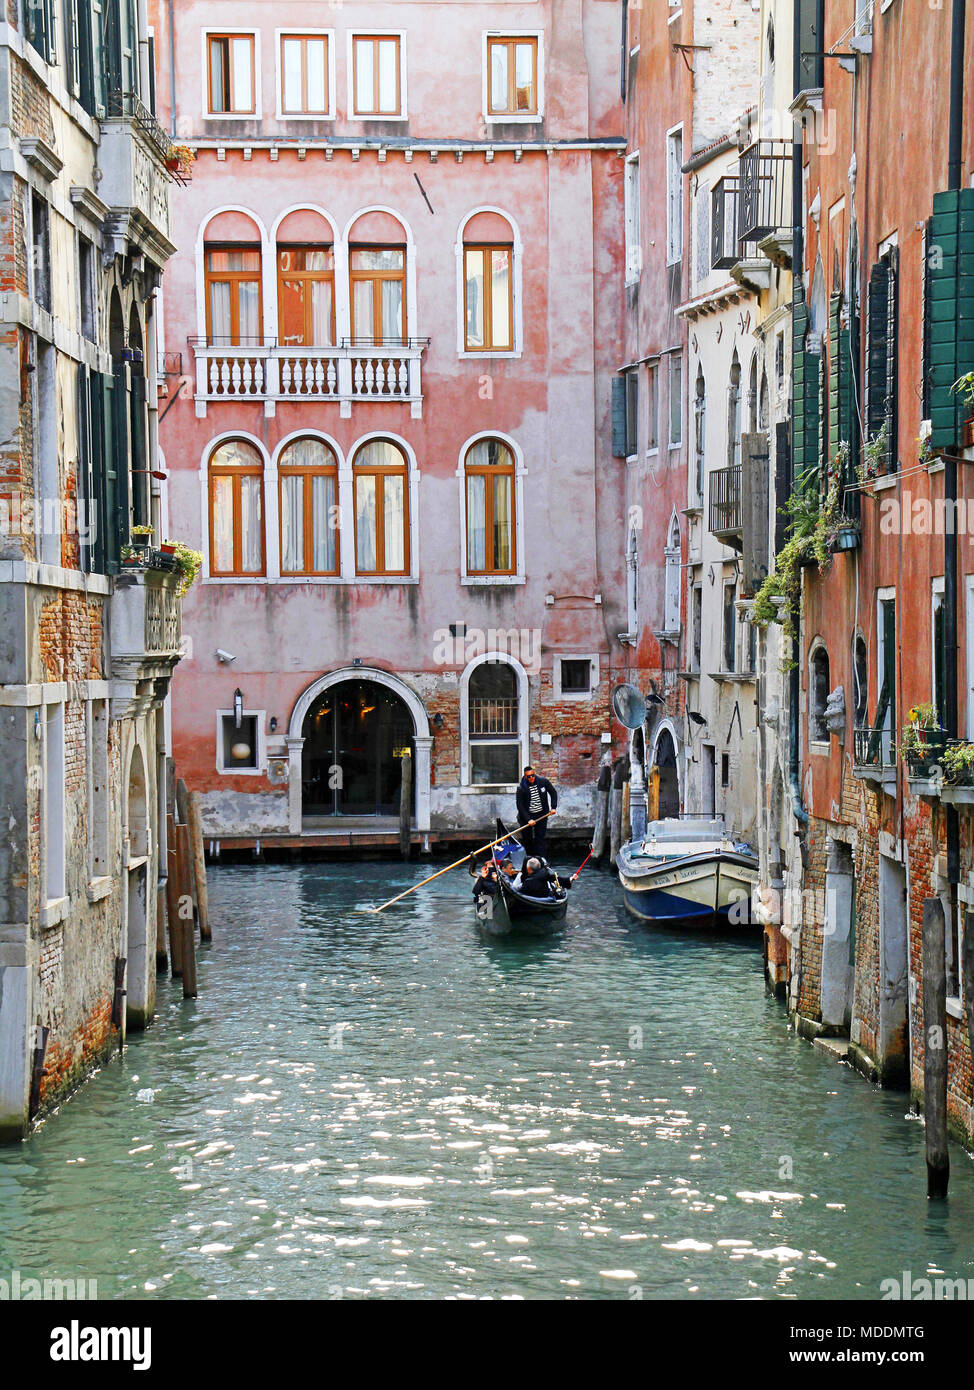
<box><xmin>472</xmin><ymin>819</ymin><xmax>569</xmax><ymax>937</ymax></box>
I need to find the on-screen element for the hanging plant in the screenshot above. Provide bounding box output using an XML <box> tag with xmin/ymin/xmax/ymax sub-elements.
<box><xmin>165</xmin><ymin>540</ymin><xmax>204</xmax><ymax>597</ymax></box>
<box><xmin>856</xmin><ymin>420</ymin><xmax>889</xmax><ymax>486</ymax></box>
<box><xmin>751</xmin><ymin>450</ymin><xmax>848</xmax><ymax>648</ymax></box>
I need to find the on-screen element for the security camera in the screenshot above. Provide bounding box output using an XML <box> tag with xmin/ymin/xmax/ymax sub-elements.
<box><xmin>216</xmin><ymin>649</ymin><xmax>236</xmax><ymax>664</ymax></box>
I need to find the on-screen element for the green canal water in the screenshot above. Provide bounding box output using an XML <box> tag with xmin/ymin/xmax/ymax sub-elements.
<box><xmin>2</xmin><ymin>860</ymin><xmax>974</xmax><ymax>1301</ymax></box>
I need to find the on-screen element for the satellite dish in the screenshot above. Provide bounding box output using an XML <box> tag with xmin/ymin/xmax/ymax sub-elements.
<box><xmin>611</xmin><ymin>683</ymin><xmax>647</xmax><ymax>730</ymax></box>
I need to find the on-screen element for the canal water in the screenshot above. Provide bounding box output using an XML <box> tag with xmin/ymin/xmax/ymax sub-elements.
<box><xmin>2</xmin><ymin>860</ymin><xmax>974</xmax><ymax>1301</ymax></box>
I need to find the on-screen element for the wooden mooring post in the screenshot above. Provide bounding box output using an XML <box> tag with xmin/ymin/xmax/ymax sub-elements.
<box><xmin>187</xmin><ymin>790</ymin><xmax>211</xmax><ymax>940</ymax></box>
<box><xmin>177</xmin><ymin>822</ymin><xmax>198</xmax><ymax>999</ymax></box>
<box><xmin>165</xmin><ymin>813</ymin><xmax>183</xmax><ymax>978</ymax></box>
<box><xmin>922</xmin><ymin>896</ymin><xmax>949</xmax><ymax>1199</ymax></box>
<box><xmin>399</xmin><ymin>749</ymin><xmax>412</xmax><ymax>861</ymax></box>
<box><xmin>591</xmin><ymin>753</ymin><xmax>612</xmax><ymax>860</ymax></box>
<box><xmin>608</xmin><ymin>756</ymin><xmax>630</xmax><ymax>868</ymax></box>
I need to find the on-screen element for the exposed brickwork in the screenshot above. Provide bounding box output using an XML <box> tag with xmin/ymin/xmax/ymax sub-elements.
<box><xmin>9</xmin><ymin>54</ymin><xmax>55</xmax><ymax>143</ymax></box>
<box><xmin>39</xmin><ymin>592</ymin><xmax>104</xmax><ymax>680</ymax></box>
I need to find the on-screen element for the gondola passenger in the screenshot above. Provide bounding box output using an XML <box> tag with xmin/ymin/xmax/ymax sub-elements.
<box><xmin>517</xmin><ymin>857</ymin><xmax>576</xmax><ymax>899</ymax></box>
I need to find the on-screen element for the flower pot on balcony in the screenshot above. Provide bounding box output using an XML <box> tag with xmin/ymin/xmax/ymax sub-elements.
<box><xmin>962</xmin><ymin>417</ymin><xmax>974</xmax><ymax>449</ymax></box>
<box><xmin>159</xmin><ymin>543</ymin><xmax>176</xmax><ymax>555</ymax></box>
<box><xmin>833</xmin><ymin>524</ymin><xmax>860</xmax><ymax>553</ymax></box>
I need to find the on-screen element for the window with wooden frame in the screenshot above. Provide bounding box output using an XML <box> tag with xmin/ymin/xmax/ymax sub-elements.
<box><xmin>277</xmin><ymin>245</ymin><xmax>335</xmax><ymax>346</ymax></box>
<box><xmin>486</xmin><ymin>36</ymin><xmax>539</xmax><ymax>116</ymax></box>
<box><xmin>464</xmin><ymin>438</ymin><xmax>516</xmax><ymax>577</ymax></box>
<box><xmin>279</xmin><ymin>437</ymin><xmax>339</xmax><ymax>576</ymax></box>
<box><xmin>205</xmin><ymin>245</ymin><xmax>262</xmax><ymax>344</ymax></box>
<box><xmin>208</xmin><ymin>439</ymin><xmax>265</xmax><ymax>577</ymax></box>
<box><xmin>207</xmin><ymin>33</ymin><xmax>256</xmax><ymax>114</ymax></box>
<box><xmin>349</xmin><ymin>246</ymin><xmax>406</xmax><ymax>344</ymax></box>
<box><xmin>351</xmin><ymin>34</ymin><xmax>402</xmax><ymax>116</ymax></box>
<box><xmin>464</xmin><ymin>245</ymin><xmax>513</xmax><ymax>352</ymax></box>
<box><xmin>280</xmin><ymin>33</ymin><xmax>329</xmax><ymax>115</ymax></box>
<box><xmin>353</xmin><ymin>439</ymin><xmax>409</xmax><ymax>577</ymax></box>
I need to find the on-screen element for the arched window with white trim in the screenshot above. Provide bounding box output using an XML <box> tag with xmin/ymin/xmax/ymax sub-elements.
<box><xmin>279</xmin><ymin>437</ymin><xmax>339</xmax><ymax>575</ymax></box>
<box><xmin>457</xmin><ymin>209</ymin><xmax>521</xmax><ymax>356</ymax></box>
<box><xmin>352</xmin><ymin>437</ymin><xmax>409</xmax><ymax>575</ymax></box>
<box><xmin>464</xmin><ymin>437</ymin><xmax>516</xmax><ymax>576</ymax></box>
<box><xmin>209</xmin><ymin>438</ymin><xmax>265</xmax><ymax>576</ymax></box>
<box><xmin>663</xmin><ymin>512</ymin><xmax>681</xmax><ymax>633</ymax></box>
<box><xmin>462</xmin><ymin>656</ymin><xmax>526</xmax><ymax>787</ymax></box>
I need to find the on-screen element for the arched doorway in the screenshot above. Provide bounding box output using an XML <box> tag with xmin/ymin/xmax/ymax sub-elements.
<box><xmin>653</xmin><ymin>728</ymin><xmax>680</xmax><ymax>819</ymax></box>
<box><xmin>301</xmin><ymin>678</ymin><xmax>415</xmax><ymax>816</ymax></box>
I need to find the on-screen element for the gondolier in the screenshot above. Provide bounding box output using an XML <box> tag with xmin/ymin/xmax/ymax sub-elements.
<box><xmin>516</xmin><ymin>765</ymin><xmax>557</xmax><ymax>858</ymax></box>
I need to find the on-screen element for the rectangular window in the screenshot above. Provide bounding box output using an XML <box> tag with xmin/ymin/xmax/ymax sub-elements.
<box><xmin>691</xmin><ymin>585</ymin><xmax>702</xmax><ymax>671</ymax></box>
<box><xmin>666</xmin><ymin>127</ymin><xmax>684</xmax><ymax>264</ymax></box>
<box><xmin>44</xmin><ymin>702</ymin><xmax>65</xmax><ymax>904</ymax></box>
<box><xmin>932</xmin><ymin>579</ymin><xmax>946</xmax><ymax>727</ymax></box>
<box><xmin>78</xmin><ymin>234</ymin><xmax>95</xmax><ymax>340</ymax></box>
<box><xmin>946</xmin><ymin>905</ymin><xmax>965</xmax><ymax>1005</ymax></box>
<box><xmin>722</xmin><ymin>582</ymin><xmax>737</xmax><ymax>673</ymax></box>
<box><xmin>280</xmin><ymin>33</ymin><xmax>329</xmax><ymax>115</ymax></box>
<box><xmin>625</xmin><ymin>155</ymin><xmax>640</xmax><ymax>284</ymax></box>
<box><xmin>560</xmin><ymin>659</ymin><xmax>592</xmax><ymax>695</ymax></box>
<box><xmin>464</xmin><ymin>246</ymin><xmax>513</xmax><ymax>352</ymax></box>
<box><xmin>220</xmin><ymin>713</ymin><xmax>260</xmax><ymax>771</ymax></box>
<box><xmin>647</xmin><ymin>364</ymin><xmax>658</xmax><ymax>450</ymax></box>
<box><xmin>207</xmin><ymin>33</ymin><xmax>256</xmax><ymax>115</ymax></box>
<box><xmin>626</xmin><ymin>371</ymin><xmax>638</xmax><ymax>457</ymax></box>
<box><xmin>205</xmin><ymin>246</ymin><xmax>262</xmax><ymax>344</ymax></box>
<box><xmin>25</xmin><ymin>0</ymin><xmax>55</xmax><ymax>63</ymax></box>
<box><xmin>352</xmin><ymin>34</ymin><xmax>402</xmax><ymax>116</ymax></box>
<box><xmin>486</xmin><ymin>36</ymin><xmax>538</xmax><ymax>116</ymax></box>
<box><xmin>280</xmin><ymin>461</ymin><xmax>339</xmax><ymax>576</ymax></box>
<box><xmin>350</xmin><ymin>246</ymin><xmax>405</xmax><ymax>344</ymax></box>
<box><xmin>277</xmin><ymin>246</ymin><xmax>335</xmax><ymax>347</ymax></box>
<box><xmin>669</xmin><ymin>354</ymin><xmax>683</xmax><ymax>446</ymax></box>
<box><xmin>31</xmin><ymin>193</ymin><xmax>51</xmax><ymax>312</ymax></box>
<box><xmin>87</xmin><ymin>699</ymin><xmax>110</xmax><ymax>880</ymax></box>
<box><xmin>720</xmin><ymin>753</ymin><xmax>730</xmax><ymax>790</ymax></box>
<box><xmin>876</xmin><ymin>592</ymin><xmax>896</xmax><ymax>763</ymax></box>
<box><xmin>210</xmin><ymin>466</ymin><xmax>265</xmax><ymax>576</ymax></box>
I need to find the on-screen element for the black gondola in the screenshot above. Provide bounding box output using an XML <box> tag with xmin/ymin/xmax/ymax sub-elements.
<box><xmin>472</xmin><ymin>819</ymin><xmax>569</xmax><ymax>937</ymax></box>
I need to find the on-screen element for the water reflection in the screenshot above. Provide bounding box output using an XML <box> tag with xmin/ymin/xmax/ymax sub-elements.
<box><xmin>0</xmin><ymin>859</ymin><xmax>973</xmax><ymax>1300</ymax></box>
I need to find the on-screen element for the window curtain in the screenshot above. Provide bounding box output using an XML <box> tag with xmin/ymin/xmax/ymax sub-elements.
<box><xmin>281</xmin><ymin>474</ymin><xmax>304</xmax><ymax>571</ymax></box>
<box><xmin>239</xmin><ymin>475</ymin><xmax>262</xmax><ymax>571</ymax></box>
<box><xmin>382</xmin><ymin>474</ymin><xmax>405</xmax><ymax>570</ymax></box>
<box><xmin>466</xmin><ymin>474</ymin><xmax>486</xmax><ymax>571</ymax></box>
<box><xmin>355</xmin><ymin>475</ymin><xmax>377</xmax><ymax>571</ymax></box>
<box><xmin>212</xmin><ymin>475</ymin><xmax>234</xmax><ymax>571</ymax></box>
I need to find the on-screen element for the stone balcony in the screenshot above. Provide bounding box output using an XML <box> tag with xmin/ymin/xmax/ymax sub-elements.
<box><xmin>192</xmin><ymin>338</ymin><xmax>429</xmax><ymax>420</ymax></box>
<box><xmin>110</xmin><ymin>568</ymin><xmax>182</xmax><ymax>720</ymax></box>
<box><xmin>97</xmin><ymin>92</ymin><xmax>177</xmax><ymax>268</ymax></box>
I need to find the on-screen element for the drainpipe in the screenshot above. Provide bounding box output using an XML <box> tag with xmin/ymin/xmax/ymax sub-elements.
<box><xmin>789</xmin><ymin>2</ymin><xmax>808</xmax><ymax>836</ymax></box>
<box><xmin>167</xmin><ymin>0</ymin><xmax>178</xmax><ymax>137</ymax></box>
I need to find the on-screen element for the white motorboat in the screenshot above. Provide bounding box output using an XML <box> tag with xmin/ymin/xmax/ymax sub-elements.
<box><xmin>617</xmin><ymin>817</ymin><xmax>758</xmax><ymax>929</ymax></box>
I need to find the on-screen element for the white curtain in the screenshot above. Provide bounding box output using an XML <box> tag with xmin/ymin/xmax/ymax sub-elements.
<box><xmin>465</xmin><ymin>250</ymin><xmax>484</xmax><ymax>348</ymax></box>
<box><xmin>383</xmin><ymin>474</ymin><xmax>405</xmax><ymax>571</ymax></box>
<box><xmin>239</xmin><ymin>475</ymin><xmax>262</xmax><ymax>571</ymax></box>
<box><xmin>377</xmin><ymin>39</ymin><xmax>397</xmax><ymax>112</ymax></box>
<box><xmin>209</xmin><ymin>281</ymin><xmax>231</xmax><ymax>339</ymax></box>
<box><xmin>237</xmin><ymin>281</ymin><xmax>260</xmax><ymax>341</ymax></box>
<box><xmin>490</xmin><ymin>250</ymin><xmax>510</xmax><ymax>348</ymax></box>
<box><xmin>281</xmin><ymin>474</ymin><xmax>303</xmax><ymax>572</ymax></box>
<box><xmin>355</xmin><ymin>474</ymin><xmax>377</xmax><ymax>571</ymax></box>
<box><xmin>466</xmin><ymin>474</ymin><xmax>486</xmax><ymax>571</ymax></box>
<box><xmin>312</xmin><ymin>474</ymin><xmax>336</xmax><ymax>572</ymax></box>
<box><xmin>212</xmin><ymin>475</ymin><xmax>234</xmax><ymax>571</ymax></box>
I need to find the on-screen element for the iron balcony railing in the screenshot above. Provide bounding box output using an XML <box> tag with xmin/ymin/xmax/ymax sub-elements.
<box><xmin>708</xmin><ymin>464</ymin><xmax>743</xmax><ymax>538</ymax></box>
<box><xmin>738</xmin><ymin>139</ymin><xmax>792</xmax><ymax>244</ymax></box>
<box><xmin>853</xmin><ymin>724</ymin><xmax>896</xmax><ymax>770</ymax></box>
<box><xmin>711</xmin><ymin>173</ymin><xmax>740</xmax><ymax>270</ymax></box>
<box><xmin>104</xmin><ymin>90</ymin><xmax>174</xmax><ymax>167</ymax></box>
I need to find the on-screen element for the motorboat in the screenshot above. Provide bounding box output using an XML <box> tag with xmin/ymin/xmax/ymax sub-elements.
<box><xmin>617</xmin><ymin>817</ymin><xmax>758</xmax><ymax>929</ymax></box>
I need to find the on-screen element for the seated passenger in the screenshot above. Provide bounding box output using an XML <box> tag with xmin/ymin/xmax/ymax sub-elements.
<box><xmin>472</xmin><ymin>862</ymin><xmax>499</xmax><ymax>900</ymax></box>
<box><xmin>517</xmin><ymin>857</ymin><xmax>576</xmax><ymax>899</ymax></box>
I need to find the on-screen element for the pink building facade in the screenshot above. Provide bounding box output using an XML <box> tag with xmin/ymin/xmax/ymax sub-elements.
<box><xmin>150</xmin><ymin>1</ymin><xmax>628</xmax><ymax>843</ymax></box>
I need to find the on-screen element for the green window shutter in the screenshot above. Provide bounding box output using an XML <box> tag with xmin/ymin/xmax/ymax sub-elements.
<box><xmin>112</xmin><ymin>362</ymin><xmax>131</xmax><ymax>554</ymax></box>
<box><xmin>866</xmin><ymin>254</ymin><xmax>897</xmax><ymax>471</ymax></box>
<box><xmin>611</xmin><ymin>376</ymin><xmax>628</xmax><ymax>458</ymax></box>
<box><xmin>927</xmin><ymin>188</ymin><xmax>974</xmax><ymax>452</ymax></box>
<box><xmin>101</xmin><ymin>370</ymin><xmax>120</xmax><ymax>573</ymax></box>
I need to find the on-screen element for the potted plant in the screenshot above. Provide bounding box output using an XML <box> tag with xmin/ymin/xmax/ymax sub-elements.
<box><xmin>902</xmin><ymin>702</ymin><xmax>947</xmax><ymax>776</ymax></box>
<box><xmin>165</xmin><ymin>143</ymin><xmax>196</xmax><ymax>180</ymax></box>
<box><xmin>131</xmin><ymin>524</ymin><xmax>154</xmax><ymax>551</ymax></box>
<box><xmin>166</xmin><ymin>540</ymin><xmax>204</xmax><ymax>597</ymax></box>
<box><xmin>856</xmin><ymin>420</ymin><xmax>890</xmax><ymax>485</ymax></box>
<box><xmin>941</xmin><ymin>739</ymin><xmax>974</xmax><ymax>787</ymax></box>
<box><xmin>121</xmin><ymin>545</ymin><xmax>143</xmax><ymax>568</ymax></box>
<box><xmin>951</xmin><ymin>372</ymin><xmax>974</xmax><ymax>448</ymax></box>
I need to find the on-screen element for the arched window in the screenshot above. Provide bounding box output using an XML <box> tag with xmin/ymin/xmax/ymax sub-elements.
<box><xmin>464</xmin><ymin>438</ymin><xmax>516</xmax><ymax>575</ymax></box>
<box><xmin>693</xmin><ymin>365</ymin><xmax>706</xmax><ymax>502</ymax></box>
<box><xmin>759</xmin><ymin>367</ymin><xmax>770</xmax><ymax>430</ymax></box>
<box><xmin>279</xmin><ymin>437</ymin><xmax>339</xmax><ymax>576</ymax></box>
<box><xmin>466</xmin><ymin>659</ymin><xmax>521</xmax><ymax>786</ymax></box>
<box><xmin>727</xmin><ymin>350</ymin><xmax>742</xmax><ymax>469</ymax></box>
<box><xmin>277</xmin><ymin>245</ymin><xmax>335</xmax><ymax>346</ymax></box>
<box><xmin>204</xmin><ymin>243</ymin><xmax>262</xmax><ymax>343</ymax></box>
<box><xmin>209</xmin><ymin>439</ymin><xmax>265</xmax><ymax>576</ymax></box>
<box><xmin>810</xmin><ymin>644</ymin><xmax>831</xmax><ymax>743</ymax></box>
<box><xmin>353</xmin><ymin>439</ymin><xmax>409</xmax><ymax>576</ymax></box>
<box><xmin>626</xmin><ymin>526</ymin><xmax>639</xmax><ymax>635</ymax></box>
<box><xmin>748</xmin><ymin>354</ymin><xmax>759</xmax><ymax>433</ymax></box>
<box><xmin>664</xmin><ymin>513</ymin><xmax>681</xmax><ymax>633</ymax></box>
<box><xmin>853</xmin><ymin>634</ymin><xmax>868</xmax><ymax>729</ymax></box>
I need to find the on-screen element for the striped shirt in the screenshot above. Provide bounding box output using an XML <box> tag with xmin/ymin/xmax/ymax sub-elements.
<box><xmin>528</xmin><ymin>784</ymin><xmax>543</xmax><ymax>815</ymax></box>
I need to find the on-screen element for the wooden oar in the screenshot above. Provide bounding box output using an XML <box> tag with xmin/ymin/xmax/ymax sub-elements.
<box><xmin>362</xmin><ymin>811</ymin><xmax>554</xmax><ymax>913</ymax></box>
